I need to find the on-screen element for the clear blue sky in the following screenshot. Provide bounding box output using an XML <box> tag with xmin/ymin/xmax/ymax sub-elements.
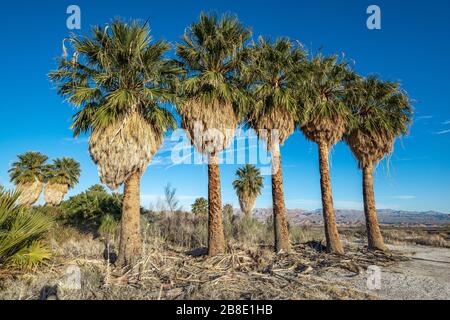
<box><xmin>1</xmin><ymin>0</ymin><xmax>449</xmax><ymax>213</ymax></box>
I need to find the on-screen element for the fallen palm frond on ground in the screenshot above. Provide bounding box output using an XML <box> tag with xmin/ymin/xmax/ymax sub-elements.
<box><xmin>0</xmin><ymin>221</ymin><xmax>408</xmax><ymax>300</ymax></box>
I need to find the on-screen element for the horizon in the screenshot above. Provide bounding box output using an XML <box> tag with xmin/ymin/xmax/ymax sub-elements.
<box><xmin>1</xmin><ymin>0</ymin><xmax>450</xmax><ymax>213</ymax></box>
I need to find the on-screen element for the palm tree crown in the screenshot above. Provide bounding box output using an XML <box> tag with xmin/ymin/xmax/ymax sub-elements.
<box><xmin>49</xmin><ymin>20</ymin><xmax>179</xmax><ymax>189</ymax></box>
<box><xmin>45</xmin><ymin>158</ymin><xmax>81</xmax><ymax>189</ymax></box>
<box><xmin>299</xmin><ymin>55</ymin><xmax>351</xmax><ymax>146</ymax></box>
<box><xmin>9</xmin><ymin>152</ymin><xmax>48</xmax><ymax>185</ymax></box>
<box><xmin>176</xmin><ymin>13</ymin><xmax>251</xmax><ymax>155</ymax></box>
<box><xmin>232</xmin><ymin>164</ymin><xmax>264</xmax><ymax>199</ymax></box>
<box><xmin>243</xmin><ymin>37</ymin><xmax>305</xmax><ymax>147</ymax></box>
<box><xmin>345</xmin><ymin>75</ymin><xmax>413</xmax><ymax>168</ymax></box>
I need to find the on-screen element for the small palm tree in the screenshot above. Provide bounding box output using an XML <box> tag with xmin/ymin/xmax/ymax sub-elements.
<box><xmin>49</xmin><ymin>20</ymin><xmax>180</xmax><ymax>266</ymax></box>
<box><xmin>176</xmin><ymin>13</ymin><xmax>251</xmax><ymax>255</ymax></box>
<box><xmin>191</xmin><ymin>197</ymin><xmax>208</xmax><ymax>217</ymax></box>
<box><xmin>344</xmin><ymin>75</ymin><xmax>413</xmax><ymax>251</ymax></box>
<box><xmin>242</xmin><ymin>37</ymin><xmax>305</xmax><ymax>252</ymax></box>
<box><xmin>298</xmin><ymin>55</ymin><xmax>351</xmax><ymax>254</ymax></box>
<box><xmin>232</xmin><ymin>165</ymin><xmax>263</xmax><ymax>217</ymax></box>
<box><xmin>44</xmin><ymin>157</ymin><xmax>81</xmax><ymax>207</ymax></box>
<box><xmin>9</xmin><ymin>152</ymin><xmax>48</xmax><ymax>206</ymax></box>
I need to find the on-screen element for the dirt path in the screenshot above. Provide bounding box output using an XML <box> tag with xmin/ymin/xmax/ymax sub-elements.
<box><xmin>325</xmin><ymin>243</ymin><xmax>450</xmax><ymax>300</ymax></box>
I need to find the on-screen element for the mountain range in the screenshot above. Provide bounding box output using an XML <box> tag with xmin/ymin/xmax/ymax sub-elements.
<box><xmin>246</xmin><ymin>208</ymin><xmax>450</xmax><ymax>226</ymax></box>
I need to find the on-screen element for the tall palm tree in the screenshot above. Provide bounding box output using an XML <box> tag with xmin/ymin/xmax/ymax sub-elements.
<box><xmin>49</xmin><ymin>20</ymin><xmax>180</xmax><ymax>266</ymax></box>
<box><xmin>298</xmin><ymin>55</ymin><xmax>351</xmax><ymax>254</ymax></box>
<box><xmin>242</xmin><ymin>37</ymin><xmax>305</xmax><ymax>252</ymax></box>
<box><xmin>9</xmin><ymin>152</ymin><xmax>48</xmax><ymax>207</ymax></box>
<box><xmin>44</xmin><ymin>157</ymin><xmax>81</xmax><ymax>206</ymax></box>
<box><xmin>232</xmin><ymin>165</ymin><xmax>263</xmax><ymax>217</ymax></box>
<box><xmin>175</xmin><ymin>13</ymin><xmax>251</xmax><ymax>256</ymax></box>
<box><xmin>344</xmin><ymin>75</ymin><xmax>413</xmax><ymax>251</ymax></box>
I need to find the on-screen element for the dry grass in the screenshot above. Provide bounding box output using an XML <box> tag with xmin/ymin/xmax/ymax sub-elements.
<box><xmin>340</xmin><ymin>225</ymin><xmax>450</xmax><ymax>248</ymax></box>
<box><xmin>0</xmin><ymin>217</ymin><xmax>411</xmax><ymax>300</ymax></box>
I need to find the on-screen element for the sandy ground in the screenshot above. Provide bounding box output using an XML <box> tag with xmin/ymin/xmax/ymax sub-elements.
<box><xmin>325</xmin><ymin>243</ymin><xmax>450</xmax><ymax>300</ymax></box>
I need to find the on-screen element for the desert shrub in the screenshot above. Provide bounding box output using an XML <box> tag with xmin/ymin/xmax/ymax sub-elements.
<box><xmin>144</xmin><ymin>212</ymin><xmax>208</xmax><ymax>249</ymax></box>
<box><xmin>60</xmin><ymin>185</ymin><xmax>122</xmax><ymax>225</ymax></box>
<box><xmin>289</xmin><ymin>224</ymin><xmax>325</xmax><ymax>244</ymax></box>
<box><xmin>231</xmin><ymin>216</ymin><xmax>273</xmax><ymax>245</ymax></box>
<box><xmin>0</xmin><ymin>187</ymin><xmax>53</xmax><ymax>269</ymax></box>
<box><xmin>415</xmin><ymin>234</ymin><xmax>448</xmax><ymax>247</ymax></box>
<box><xmin>98</xmin><ymin>214</ymin><xmax>119</xmax><ymax>238</ymax></box>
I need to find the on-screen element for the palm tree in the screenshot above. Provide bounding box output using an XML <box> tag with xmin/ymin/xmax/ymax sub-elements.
<box><xmin>175</xmin><ymin>13</ymin><xmax>251</xmax><ymax>255</ymax></box>
<box><xmin>9</xmin><ymin>152</ymin><xmax>48</xmax><ymax>207</ymax></box>
<box><xmin>191</xmin><ymin>197</ymin><xmax>208</xmax><ymax>217</ymax></box>
<box><xmin>232</xmin><ymin>165</ymin><xmax>263</xmax><ymax>217</ymax></box>
<box><xmin>49</xmin><ymin>20</ymin><xmax>180</xmax><ymax>266</ymax></box>
<box><xmin>44</xmin><ymin>157</ymin><xmax>81</xmax><ymax>206</ymax></box>
<box><xmin>298</xmin><ymin>55</ymin><xmax>351</xmax><ymax>254</ymax></box>
<box><xmin>242</xmin><ymin>37</ymin><xmax>305</xmax><ymax>252</ymax></box>
<box><xmin>344</xmin><ymin>75</ymin><xmax>413</xmax><ymax>251</ymax></box>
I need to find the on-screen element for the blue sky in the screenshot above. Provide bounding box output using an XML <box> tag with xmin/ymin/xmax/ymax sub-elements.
<box><xmin>1</xmin><ymin>0</ymin><xmax>449</xmax><ymax>213</ymax></box>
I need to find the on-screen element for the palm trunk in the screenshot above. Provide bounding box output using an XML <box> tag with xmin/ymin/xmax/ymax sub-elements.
<box><xmin>271</xmin><ymin>142</ymin><xmax>291</xmax><ymax>253</ymax></box>
<box><xmin>117</xmin><ymin>171</ymin><xmax>142</xmax><ymax>267</ymax></box>
<box><xmin>207</xmin><ymin>154</ymin><xmax>226</xmax><ymax>256</ymax></box>
<box><xmin>362</xmin><ymin>163</ymin><xmax>386</xmax><ymax>251</ymax></box>
<box><xmin>318</xmin><ymin>141</ymin><xmax>344</xmax><ymax>254</ymax></box>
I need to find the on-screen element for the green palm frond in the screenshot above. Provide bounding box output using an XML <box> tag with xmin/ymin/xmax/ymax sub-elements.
<box><xmin>232</xmin><ymin>165</ymin><xmax>264</xmax><ymax>198</ymax></box>
<box><xmin>0</xmin><ymin>187</ymin><xmax>53</xmax><ymax>269</ymax></box>
<box><xmin>299</xmin><ymin>54</ymin><xmax>352</xmax><ymax>124</ymax></box>
<box><xmin>7</xmin><ymin>241</ymin><xmax>51</xmax><ymax>269</ymax></box>
<box><xmin>45</xmin><ymin>157</ymin><xmax>81</xmax><ymax>189</ymax></box>
<box><xmin>242</xmin><ymin>37</ymin><xmax>306</xmax><ymax>126</ymax></box>
<box><xmin>9</xmin><ymin>152</ymin><xmax>48</xmax><ymax>185</ymax></box>
<box><xmin>98</xmin><ymin>214</ymin><xmax>119</xmax><ymax>236</ymax></box>
<box><xmin>176</xmin><ymin>12</ymin><xmax>251</xmax><ymax>110</ymax></box>
<box><xmin>49</xmin><ymin>19</ymin><xmax>181</xmax><ymax>137</ymax></box>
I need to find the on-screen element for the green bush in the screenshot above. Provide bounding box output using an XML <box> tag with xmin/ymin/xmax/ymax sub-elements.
<box><xmin>60</xmin><ymin>185</ymin><xmax>122</xmax><ymax>224</ymax></box>
<box><xmin>0</xmin><ymin>187</ymin><xmax>53</xmax><ymax>269</ymax></box>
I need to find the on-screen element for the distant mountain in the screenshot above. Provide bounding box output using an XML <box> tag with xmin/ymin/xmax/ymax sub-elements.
<box><xmin>244</xmin><ymin>208</ymin><xmax>450</xmax><ymax>226</ymax></box>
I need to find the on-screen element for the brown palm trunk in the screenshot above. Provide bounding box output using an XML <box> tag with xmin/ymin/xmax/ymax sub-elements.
<box><xmin>318</xmin><ymin>141</ymin><xmax>344</xmax><ymax>254</ymax></box>
<box><xmin>271</xmin><ymin>142</ymin><xmax>291</xmax><ymax>253</ymax></box>
<box><xmin>362</xmin><ymin>163</ymin><xmax>386</xmax><ymax>251</ymax></box>
<box><xmin>207</xmin><ymin>154</ymin><xmax>226</xmax><ymax>256</ymax></box>
<box><xmin>117</xmin><ymin>171</ymin><xmax>142</xmax><ymax>267</ymax></box>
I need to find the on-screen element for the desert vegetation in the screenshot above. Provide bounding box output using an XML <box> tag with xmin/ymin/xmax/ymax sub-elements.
<box><xmin>0</xmin><ymin>12</ymin><xmax>425</xmax><ymax>300</ymax></box>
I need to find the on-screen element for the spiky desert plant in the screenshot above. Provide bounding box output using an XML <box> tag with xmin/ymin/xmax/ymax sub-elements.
<box><xmin>49</xmin><ymin>20</ymin><xmax>180</xmax><ymax>266</ymax></box>
<box><xmin>297</xmin><ymin>55</ymin><xmax>351</xmax><ymax>254</ymax></box>
<box><xmin>242</xmin><ymin>37</ymin><xmax>305</xmax><ymax>252</ymax></box>
<box><xmin>344</xmin><ymin>75</ymin><xmax>413</xmax><ymax>251</ymax></box>
<box><xmin>176</xmin><ymin>13</ymin><xmax>251</xmax><ymax>255</ymax></box>
<box><xmin>44</xmin><ymin>157</ymin><xmax>81</xmax><ymax>206</ymax></box>
<box><xmin>0</xmin><ymin>187</ymin><xmax>53</xmax><ymax>269</ymax></box>
<box><xmin>9</xmin><ymin>152</ymin><xmax>48</xmax><ymax>207</ymax></box>
<box><xmin>232</xmin><ymin>165</ymin><xmax>263</xmax><ymax>217</ymax></box>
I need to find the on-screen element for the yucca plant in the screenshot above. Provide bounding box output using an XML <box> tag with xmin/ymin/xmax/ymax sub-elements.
<box><xmin>176</xmin><ymin>13</ymin><xmax>251</xmax><ymax>255</ymax></box>
<box><xmin>44</xmin><ymin>157</ymin><xmax>81</xmax><ymax>207</ymax></box>
<box><xmin>232</xmin><ymin>165</ymin><xmax>264</xmax><ymax>217</ymax></box>
<box><xmin>344</xmin><ymin>75</ymin><xmax>413</xmax><ymax>251</ymax></box>
<box><xmin>9</xmin><ymin>152</ymin><xmax>48</xmax><ymax>207</ymax></box>
<box><xmin>49</xmin><ymin>20</ymin><xmax>181</xmax><ymax>266</ymax></box>
<box><xmin>297</xmin><ymin>55</ymin><xmax>351</xmax><ymax>254</ymax></box>
<box><xmin>241</xmin><ymin>37</ymin><xmax>305</xmax><ymax>252</ymax></box>
<box><xmin>0</xmin><ymin>187</ymin><xmax>53</xmax><ymax>269</ymax></box>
